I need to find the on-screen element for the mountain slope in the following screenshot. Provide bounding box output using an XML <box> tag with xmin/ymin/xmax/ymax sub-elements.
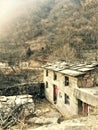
<box><xmin>0</xmin><ymin>0</ymin><xmax>98</xmax><ymax>63</ymax></box>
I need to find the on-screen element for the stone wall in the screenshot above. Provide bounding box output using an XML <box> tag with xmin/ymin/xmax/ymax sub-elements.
<box><xmin>0</xmin><ymin>82</ymin><xmax>45</xmax><ymax>99</ymax></box>
<box><xmin>77</xmin><ymin>70</ymin><xmax>98</xmax><ymax>88</ymax></box>
<box><xmin>0</xmin><ymin>95</ymin><xmax>35</xmax><ymax>129</ymax></box>
<box><xmin>0</xmin><ymin>95</ymin><xmax>35</xmax><ymax>118</ymax></box>
<box><xmin>0</xmin><ymin>82</ymin><xmax>45</xmax><ymax>129</ymax></box>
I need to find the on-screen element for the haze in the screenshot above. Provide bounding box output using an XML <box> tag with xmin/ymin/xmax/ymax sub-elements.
<box><xmin>0</xmin><ymin>0</ymin><xmax>37</xmax><ymax>30</ymax></box>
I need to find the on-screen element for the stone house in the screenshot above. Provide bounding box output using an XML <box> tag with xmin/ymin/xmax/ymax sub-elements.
<box><xmin>42</xmin><ymin>61</ymin><xmax>98</xmax><ymax>117</ymax></box>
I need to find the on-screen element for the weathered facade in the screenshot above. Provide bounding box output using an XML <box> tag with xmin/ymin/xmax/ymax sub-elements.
<box><xmin>42</xmin><ymin>61</ymin><xmax>98</xmax><ymax>117</ymax></box>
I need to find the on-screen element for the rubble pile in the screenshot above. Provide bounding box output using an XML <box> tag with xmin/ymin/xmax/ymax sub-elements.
<box><xmin>0</xmin><ymin>95</ymin><xmax>35</xmax><ymax>129</ymax></box>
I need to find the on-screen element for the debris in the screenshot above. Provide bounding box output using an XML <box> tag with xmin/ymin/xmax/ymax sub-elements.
<box><xmin>0</xmin><ymin>95</ymin><xmax>35</xmax><ymax>129</ymax></box>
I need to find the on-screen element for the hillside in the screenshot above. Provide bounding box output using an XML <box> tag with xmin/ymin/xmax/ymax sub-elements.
<box><xmin>0</xmin><ymin>0</ymin><xmax>98</xmax><ymax>63</ymax></box>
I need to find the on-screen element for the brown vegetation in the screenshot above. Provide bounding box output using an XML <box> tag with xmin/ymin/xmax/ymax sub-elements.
<box><xmin>0</xmin><ymin>0</ymin><xmax>98</xmax><ymax>63</ymax></box>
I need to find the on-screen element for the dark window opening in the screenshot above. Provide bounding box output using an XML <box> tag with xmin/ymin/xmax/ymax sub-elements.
<box><xmin>95</xmin><ymin>75</ymin><xmax>98</xmax><ymax>86</ymax></box>
<box><xmin>65</xmin><ymin>94</ymin><xmax>70</xmax><ymax>104</ymax></box>
<box><xmin>46</xmin><ymin>70</ymin><xmax>48</xmax><ymax>76</ymax></box>
<box><xmin>65</xmin><ymin>76</ymin><xmax>69</xmax><ymax>86</ymax></box>
<box><xmin>78</xmin><ymin>99</ymin><xmax>83</xmax><ymax>114</ymax></box>
<box><xmin>46</xmin><ymin>81</ymin><xmax>48</xmax><ymax>88</ymax></box>
<box><xmin>54</xmin><ymin>72</ymin><xmax>57</xmax><ymax>80</ymax></box>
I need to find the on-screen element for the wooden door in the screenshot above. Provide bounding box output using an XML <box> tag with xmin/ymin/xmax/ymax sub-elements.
<box><xmin>53</xmin><ymin>85</ymin><xmax>58</xmax><ymax>104</ymax></box>
<box><xmin>83</xmin><ymin>103</ymin><xmax>88</xmax><ymax>115</ymax></box>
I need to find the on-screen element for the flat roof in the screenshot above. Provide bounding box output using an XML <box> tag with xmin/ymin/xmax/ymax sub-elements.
<box><xmin>60</xmin><ymin>69</ymin><xmax>85</xmax><ymax>76</ymax></box>
<box><xmin>42</xmin><ymin>61</ymin><xmax>98</xmax><ymax>77</ymax></box>
<box><xmin>75</xmin><ymin>87</ymin><xmax>98</xmax><ymax>98</ymax></box>
<box><xmin>78</xmin><ymin>67</ymin><xmax>94</xmax><ymax>72</ymax></box>
<box><xmin>75</xmin><ymin>87</ymin><xmax>98</xmax><ymax>107</ymax></box>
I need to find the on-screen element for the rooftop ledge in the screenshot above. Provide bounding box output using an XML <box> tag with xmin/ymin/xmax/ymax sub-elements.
<box><xmin>74</xmin><ymin>87</ymin><xmax>98</xmax><ymax>107</ymax></box>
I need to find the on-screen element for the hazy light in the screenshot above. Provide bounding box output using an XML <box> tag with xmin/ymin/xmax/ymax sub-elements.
<box><xmin>0</xmin><ymin>0</ymin><xmax>20</xmax><ymax>24</ymax></box>
<box><xmin>0</xmin><ymin>0</ymin><xmax>36</xmax><ymax>30</ymax></box>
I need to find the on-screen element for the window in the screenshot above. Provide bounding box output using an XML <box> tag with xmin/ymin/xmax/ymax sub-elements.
<box><xmin>65</xmin><ymin>76</ymin><xmax>69</xmax><ymax>86</ymax></box>
<box><xmin>64</xmin><ymin>94</ymin><xmax>70</xmax><ymax>104</ymax></box>
<box><xmin>46</xmin><ymin>81</ymin><xmax>48</xmax><ymax>88</ymax></box>
<box><xmin>54</xmin><ymin>72</ymin><xmax>57</xmax><ymax>80</ymax></box>
<box><xmin>59</xmin><ymin>92</ymin><xmax>62</xmax><ymax>98</ymax></box>
<box><xmin>46</xmin><ymin>70</ymin><xmax>48</xmax><ymax>77</ymax></box>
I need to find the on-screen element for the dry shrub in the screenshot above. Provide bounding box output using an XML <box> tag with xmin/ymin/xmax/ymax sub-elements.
<box><xmin>49</xmin><ymin>44</ymin><xmax>77</xmax><ymax>62</ymax></box>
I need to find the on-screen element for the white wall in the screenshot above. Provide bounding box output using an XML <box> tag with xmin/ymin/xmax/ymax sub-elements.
<box><xmin>44</xmin><ymin>69</ymin><xmax>78</xmax><ymax>117</ymax></box>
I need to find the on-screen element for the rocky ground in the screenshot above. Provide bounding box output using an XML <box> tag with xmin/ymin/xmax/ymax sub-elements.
<box><xmin>10</xmin><ymin>99</ymin><xmax>61</xmax><ymax>130</ymax></box>
<box><xmin>0</xmin><ymin>98</ymin><xmax>98</xmax><ymax>130</ymax></box>
<box><xmin>11</xmin><ymin>99</ymin><xmax>98</xmax><ymax>130</ymax></box>
<box><xmin>32</xmin><ymin>114</ymin><xmax>98</xmax><ymax>130</ymax></box>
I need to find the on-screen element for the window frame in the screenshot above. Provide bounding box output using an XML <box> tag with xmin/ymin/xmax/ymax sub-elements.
<box><xmin>65</xmin><ymin>76</ymin><xmax>69</xmax><ymax>86</ymax></box>
<box><xmin>64</xmin><ymin>93</ymin><xmax>70</xmax><ymax>104</ymax></box>
<box><xmin>46</xmin><ymin>70</ymin><xmax>48</xmax><ymax>77</ymax></box>
<box><xmin>54</xmin><ymin>72</ymin><xmax>57</xmax><ymax>80</ymax></box>
<box><xmin>46</xmin><ymin>81</ymin><xmax>48</xmax><ymax>88</ymax></box>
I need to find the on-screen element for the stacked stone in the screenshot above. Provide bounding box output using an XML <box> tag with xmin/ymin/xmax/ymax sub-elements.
<box><xmin>77</xmin><ymin>73</ymin><xmax>96</xmax><ymax>88</ymax></box>
<box><xmin>0</xmin><ymin>95</ymin><xmax>35</xmax><ymax>123</ymax></box>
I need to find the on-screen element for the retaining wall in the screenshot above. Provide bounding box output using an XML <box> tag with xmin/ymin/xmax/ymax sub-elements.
<box><xmin>0</xmin><ymin>82</ymin><xmax>45</xmax><ymax>99</ymax></box>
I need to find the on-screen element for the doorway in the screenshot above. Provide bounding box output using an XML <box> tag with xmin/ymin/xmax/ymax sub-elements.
<box><xmin>78</xmin><ymin>99</ymin><xmax>89</xmax><ymax>115</ymax></box>
<box><xmin>78</xmin><ymin>99</ymin><xmax>83</xmax><ymax>115</ymax></box>
<box><xmin>53</xmin><ymin>85</ymin><xmax>58</xmax><ymax>104</ymax></box>
<box><xmin>83</xmin><ymin>103</ymin><xmax>89</xmax><ymax>116</ymax></box>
